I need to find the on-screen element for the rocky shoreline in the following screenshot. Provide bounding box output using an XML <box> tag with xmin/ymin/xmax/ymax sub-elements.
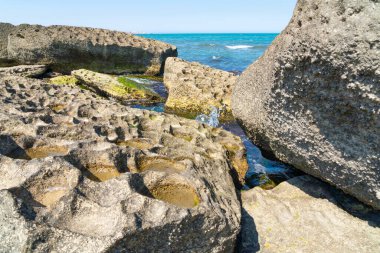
<box><xmin>0</xmin><ymin>0</ymin><xmax>379</xmax><ymax>252</ymax></box>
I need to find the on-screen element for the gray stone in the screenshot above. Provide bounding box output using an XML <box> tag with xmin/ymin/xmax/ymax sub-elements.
<box><xmin>239</xmin><ymin>176</ymin><xmax>380</xmax><ymax>253</ymax></box>
<box><xmin>164</xmin><ymin>57</ymin><xmax>237</xmax><ymax>120</ymax></box>
<box><xmin>232</xmin><ymin>0</ymin><xmax>380</xmax><ymax>208</ymax></box>
<box><xmin>0</xmin><ymin>23</ymin><xmax>177</xmax><ymax>75</ymax></box>
<box><xmin>0</xmin><ymin>75</ymin><xmax>248</xmax><ymax>252</ymax></box>
<box><xmin>0</xmin><ymin>64</ymin><xmax>47</xmax><ymax>77</ymax></box>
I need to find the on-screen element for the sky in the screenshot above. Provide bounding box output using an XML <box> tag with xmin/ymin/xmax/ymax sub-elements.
<box><xmin>0</xmin><ymin>0</ymin><xmax>297</xmax><ymax>33</ymax></box>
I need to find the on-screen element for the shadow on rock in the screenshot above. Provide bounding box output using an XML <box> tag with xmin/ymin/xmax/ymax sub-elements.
<box><xmin>287</xmin><ymin>175</ymin><xmax>380</xmax><ymax>228</ymax></box>
<box><xmin>236</xmin><ymin>208</ymin><xmax>260</xmax><ymax>253</ymax></box>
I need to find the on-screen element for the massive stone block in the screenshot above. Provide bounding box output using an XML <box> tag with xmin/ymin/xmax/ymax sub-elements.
<box><xmin>0</xmin><ymin>23</ymin><xmax>177</xmax><ymax>75</ymax></box>
<box><xmin>232</xmin><ymin>0</ymin><xmax>380</xmax><ymax>208</ymax></box>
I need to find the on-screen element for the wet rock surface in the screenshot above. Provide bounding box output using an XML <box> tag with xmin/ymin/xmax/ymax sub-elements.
<box><xmin>239</xmin><ymin>175</ymin><xmax>380</xmax><ymax>253</ymax></box>
<box><xmin>0</xmin><ymin>64</ymin><xmax>47</xmax><ymax>77</ymax></box>
<box><xmin>232</xmin><ymin>0</ymin><xmax>380</xmax><ymax>208</ymax></box>
<box><xmin>0</xmin><ymin>23</ymin><xmax>177</xmax><ymax>75</ymax></box>
<box><xmin>0</xmin><ymin>75</ymin><xmax>248</xmax><ymax>252</ymax></box>
<box><xmin>164</xmin><ymin>57</ymin><xmax>237</xmax><ymax>120</ymax></box>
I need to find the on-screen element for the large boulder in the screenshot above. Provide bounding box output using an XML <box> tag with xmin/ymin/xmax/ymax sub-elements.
<box><xmin>164</xmin><ymin>57</ymin><xmax>237</xmax><ymax>120</ymax></box>
<box><xmin>0</xmin><ymin>74</ymin><xmax>247</xmax><ymax>252</ymax></box>
<box><xmin>232</xmin><ymin>0</ymin><xmax>380</xmax><ymax>208</ymax></box>
<box><xmin>0</xmin><ymin>23</ymin><xmax>177</xmax><ymax>75</ymax></box>
<box><xmin>239</xmin><ymin>176</ymin><xmax>380</xmax><ymax>253</ymax></box>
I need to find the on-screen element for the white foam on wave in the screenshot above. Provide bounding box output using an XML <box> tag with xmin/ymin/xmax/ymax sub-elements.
<box><xmin>226</xmin><ymin>45</ymin><xmax>254</xmax><ymax>50</ymax></box>
<box><xmin>212</xmin><ymin>56</ymin><xmax>221</xmax><ymax>60</ymax></box>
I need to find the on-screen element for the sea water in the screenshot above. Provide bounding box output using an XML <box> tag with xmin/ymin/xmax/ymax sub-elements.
<box><xmin>133</xmin><ymin>34</ymin><xmax>300</xmax><ymax>188</ymax></box>
<box><xmin>139</xmin><ymin>33</ymin><xmax>278</xmax><ymax>72</ymax></box>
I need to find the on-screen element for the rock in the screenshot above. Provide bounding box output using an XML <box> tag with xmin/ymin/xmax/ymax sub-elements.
<box><xmin>0</xmin><ymin>23</ymin><xmax>177</xmax><ymax>75</ymax></box>
<box><xmin>0</xmin><ymin>75</ymin><xmax>248</xmax><ymax>252</ymax></box>
<box><xmin>72</xmin><ymin>69</ymin><xmax>163</xmax><ymax>104</ymax></box>
<box><xmin>0</xmin><ymin>64</ymin><xmax>47</xmax><ymax>77</ymax></box>
<box><xmin>0</xmin><ymin>23</ymin><xmax>13</xmax><ymax>62</ymax></box>
<box><xmin>164</xmin><ymin>57</ymin><xmax>237</xmax><ymax>120</ymax></box>
<box><xmin>232</xmin><ymin>0</ymin><xmax>380</xmax><ymax>208</ymax></box>
<box><xmin>239</xmin><ymin>175</ymin><xmax>380</xmax><ymax>253</ymax></box>
<box><xmin>48</xmin><ymin>75</ymin><xmax>79</xmax><ymax>86</ymax></box>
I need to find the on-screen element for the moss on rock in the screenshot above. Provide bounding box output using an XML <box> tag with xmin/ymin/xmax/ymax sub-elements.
<box><xmin>72</xmin><ymin>69</ymin><xmax>163</xmax><ymax>104</ymax></box>
<box><xmin>49</xmin><ymin>75</ymin><xmax>79</xmax><ymax>86</ymax></box>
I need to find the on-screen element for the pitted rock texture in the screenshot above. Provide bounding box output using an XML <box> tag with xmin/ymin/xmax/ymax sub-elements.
<box><xmin>0</xmin><ymin>75</ymin><xmax>247</xmax><ymax>253</ymax></box>
<box><xmin>0</xmin><ymin>23</ymin><xmax>177</xmax><ymax>75</ymax></box>
<box><xmin>232</xmin><ymin>0</ymin><xmax>380</xmax><ymax>208</ymax></box>
<box><xmin>0</xmin><ymin>65</ymin><xmax>47</xmax><ymax>77</ymax></box>
<box><xmin>72</xmin><ymin>69</ymin><xmax>163</xmax><ymax>104</ymax></box>
<box><xmin>164</xmin><ymin>57</ymin><xmax>237</xmax><ymax>121</ymax></box>
<box><xmin>239</xmin><ymin>176</ymin><xmax>380</xmax><ymax>253</ymax></box>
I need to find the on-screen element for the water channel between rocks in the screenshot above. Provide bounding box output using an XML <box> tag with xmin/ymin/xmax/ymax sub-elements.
<box><xmin>129</xmin><ymin>77</ymin><xmax>302</xmax><ymax>189</ymax></box>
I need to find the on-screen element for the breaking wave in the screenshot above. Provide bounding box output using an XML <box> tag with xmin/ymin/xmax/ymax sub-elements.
<box><xmin>226</xmin><ymin>45</ymin><xmax>254</xmax><ymax>50</ymax></box>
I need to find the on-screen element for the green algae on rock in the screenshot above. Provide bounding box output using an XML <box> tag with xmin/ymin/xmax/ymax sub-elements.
<box><xmin>49</xmin><ymin>75</ymin><xmax>79</xmax><ymax>86</ymax></box>
<box><xmin>72</xmin><ymin>69</ymin><xmax>163</xmax><ymax>104</ymax></box>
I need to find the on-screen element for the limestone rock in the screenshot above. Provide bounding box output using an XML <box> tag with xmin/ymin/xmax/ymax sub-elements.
<box><xmin>0</xmin><ymin>23</ymin><xmax>177</xmax><ymax>75</ymax></box>
<box><xmin>164</xmin><ymin>57</ymin><xmax>237</xmax><ymax>120</ymax></box>
<box><xmin>0</xmin><ymin>64</ymin><xmax>47</xmax><ymax>77</ymax></box>
<box><xmin>0</xmin><ymin>75</ymin><xmax>247</xmax><ymax>252</ymax></box>
<box><xmin>72</xmin><ymin>69</ymin><xmax>163</xmax><ymax>104</ymax></box>
<box><xmin>239</xmin><ymin>176</ymin><xmax>380</xmax><ymax>253</ymax></box>
<box><xmin>232</xmin><ymin>0</ymin><xmax>380</xmax><ymax>208</ymax></box>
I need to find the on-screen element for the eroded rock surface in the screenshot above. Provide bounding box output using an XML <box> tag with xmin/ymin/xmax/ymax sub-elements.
<box><xmin>0</xmin><ymin>65</ymin><xmax>47</xmax><ymax>77</ymax></box>
<box><xmin>0</xmin><ymin>75</ymin><xmax>247</xmax><ymax>252</ymax></box>
<box><xmin>164</xmin><ymin>57</ymin><xmax>237</xmax><ymax>120</ymax></box>
<box><xmin>239</xmin><ymin>176</ymin><xmax>380</xmax><ymax>253</ymax></box>
<box><xmin>232</xmin><ymin>0</ymin><xmax>380</xmax><ymax>208</ymax></box>
<box><xmin>0</xmin><ymin>23</ymin><xmax>177</xmax><ymax>75</ymax></box>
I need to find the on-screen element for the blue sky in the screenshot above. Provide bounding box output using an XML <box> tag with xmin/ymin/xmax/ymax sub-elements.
<box><xmin>1</xmin><ymin>0</ymin><xmax>297</xmax><ymax>33</ymax></box>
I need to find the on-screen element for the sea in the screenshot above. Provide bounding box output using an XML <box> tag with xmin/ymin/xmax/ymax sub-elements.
<box><xmin>134</xmin><ymin>33</ymin><xmax>301</xmax><ymax>188</ymax></box>
<box><xmin>139</xmin><ymin>33</ymin><xmax>278</xmax><ymax>73</ymax></box>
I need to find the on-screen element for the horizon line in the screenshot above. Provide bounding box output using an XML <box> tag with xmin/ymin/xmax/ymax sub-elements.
<box><xmin>136</xmin><ymin>32</ymin><xmax>281</xmax><ymax>35</ymax></box>
<box><xmin>1</xmin><ymin>22</ymin><xmax>283</xmax><ymax>35</ymax></box>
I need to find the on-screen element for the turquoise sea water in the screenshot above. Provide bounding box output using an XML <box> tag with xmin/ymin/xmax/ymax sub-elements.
<box><xmin>133</xmin><ymin>34</ymin><xmax>301</xmax><ymax>188</ymax></box>
<box><xmin>139</xmin><ymin>33</ymin><xmax>278</xmax><ymax>72</ymax></box>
